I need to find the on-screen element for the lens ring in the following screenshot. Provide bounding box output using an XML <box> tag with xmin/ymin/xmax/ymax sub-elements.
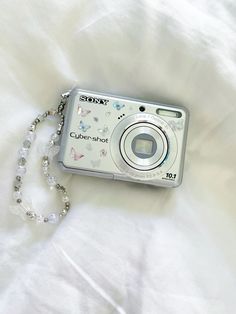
<box><xmin>120</xmin><ymin>123</ymin><xmax>168</xmax><ymax>171</ymax></box>
<box><xmin>110</xmin><ymin>113</ymin><xmax>178</xmax><ymax>180</ymax></box>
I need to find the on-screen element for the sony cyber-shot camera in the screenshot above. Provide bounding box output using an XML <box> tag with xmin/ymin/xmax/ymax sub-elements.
<box><xmin>58</xmin><ymin>87</ymin><xmax>189</xmax><ymax>187</ymax></box>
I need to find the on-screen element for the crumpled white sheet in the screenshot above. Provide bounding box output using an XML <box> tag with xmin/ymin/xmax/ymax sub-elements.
<box><xmin>0</xmin><ymin>0</ymin><xmax>236</xmax><ymax>313</ymax></box>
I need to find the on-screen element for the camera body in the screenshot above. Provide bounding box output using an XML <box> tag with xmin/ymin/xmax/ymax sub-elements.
<box><xmin>58</xmin><ymin>88</ymin><xmax>189</xmax><ymax>187</ymax></box>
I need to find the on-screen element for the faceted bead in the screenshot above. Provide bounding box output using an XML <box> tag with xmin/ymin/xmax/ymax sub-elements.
<box><xmin>60</xmin><ymin>209</ymin><xmax>67</xmax><ymax>216</ymax></box>
<box><xmin>48</xmin><ymin>140</ymin><xmax>55</xmax><ymax>147</ymax></box>
<box><xmin>26</xmin><ymin>131</ymin><xmax>36</xmax><ymax>142</ymax></box>
<box><xmin>37</xmin><ymin>114</ymin><xmax>44</xmax><ymax>122</ymax></box>
<box><xmin>14</xmin><ymin>180</ymin><xmax>22</xmax><ymax>189</ymax></box>
<box><xmin>13</xmin><ymin>191</ymin><xmax>22</xmax><ymax>200</ymax></box>
<box><xmin>42</xmin><ymin>156</ymin><xmax>49</xmax><ymax>167</ymax></box>
<box><xmin>47</xmin><ymin>176</ymin><xmax>57</xmax><ymax>186</ymax></box>
<box><xmin>28</xmin><ymin>125</ymin><xmax>36</xmax><ymax>132</ymax></box>
<box><xmin>48</xmin><ymin>145</ymin><xmax>60</xmax><ymax>160</ymax></box>
<box><xmin>62</xmin><ymin>195</ymin><xmax>69</xmax><ymax>203</ymax></box>
<box><xmin>36</xmin><ymin>215</ymin><xmax>44</xmax><ymax>224</ymax></box>
<box><xmin>18</xmin><ymin>148</ymin><xmax>28</xmax><ymax>158</ymax></box>
<box><xmin>42</xmin><ymin>166</ymin><xmax>49</xmax><ymax>175</ymax></box>
<box><xmin>26</xmin><ymin>211</ymin><xmax>36</xmax><ymax>220</ymax></box>
<box><xmin>51</xmin><ymin>133</ymin><xmax>60</xmax><ymax>142</ymax></box>
<box><xmin>23</xmin><ymin>140</ymin><xmax>31</xmax><ymax>149</ymax></box>
<box><xmin>16</xmin><ymin>166</ymin><xmax>26</xmax><ymax>176</ymax></box>
<box><xmin>18</xmin><ymin>157</ymin><xmax>26</xmax><ymax>166</ymax></box>
<box><xmin>48</xmin><ymin>213</ymin><xmax>59</xmax><ymax>224</ymax></box>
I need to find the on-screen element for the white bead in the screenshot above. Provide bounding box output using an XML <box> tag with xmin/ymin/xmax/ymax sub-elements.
<box><xmin>23</xmin><ymin>140</ymin><xmax>31</xmax><ymax>149</ymax></box>
<box><xmin>48</xmin><ymin>145</ymin><xmax>60</xmax><ymax>160</ymax></box>
<box><xmin>36</xmin><ymin>215</ymin><xmax>44</xmax><ymax>224</ymax></box>
<box><xmin>42</xmin><ymin>159</ymin><xmax>49</xmax><ymax>167</ymax></box>
<box><xmin>16</xmin><ymin>166</ymin><xmax>26</xmax><ymax>176</ymax></box>
<box><xmin>37</xmin><ymin>114</ymin><xmax>44</xmax><ymax>122</ymax></box>
<box><xmin>26</xmin><ymin>211</ymin><xmax>36</xmax><ymax>220</ymax></box>
<box><xmin>47</xmin><ymin>176</ymin><xmax>57</xmax><ymax>186</ymax></box>
<box><xmin>26</xmin><ymin>131</ymin><xmax>36</xmax><ymax>142</ymax></box>
<box><xmin>18</xmin><ymin>157</ymin><xmax>26</xmax><ymax>166</ymax></box>
<box><xmin>13</xmin><ymin>191</ymin><xmax>22</xmax><ymax>200</ymax></box>
<box><xmin>62</xmin><ymin>195</ymin><xmax>69</xmax><ymax>203</ymax></box>
<box><xmin>18</xmin><ymin>148</ymin><xmax>28</xmax><ymax>158</ymax></box>
<box><xmin>42</xmin><ymin>166</ymin><xmax>49</xmax><ymax>175</ymax></box>
<box><xmin>51</xmin><ymin>133</ymin><xmax>59</xmax><ymax>142</ymax></box>
<box><xmin>48</xmin><ymin>213</ymin><xmax>59</xmax><ymax>224</ymax></box>
<box><xmin>48</xmin><ymin>140</ymin><xmax>54</xmax><ymax>147</ymax></box>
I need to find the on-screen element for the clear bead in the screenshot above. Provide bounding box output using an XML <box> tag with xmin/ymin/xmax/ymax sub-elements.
<box><xmin>26</xmin><ymin>131</ymin><xmax>36</xmax><ymax>142</ymax></box>
<box><xmin>48</xmin><ymin>213</ymin><xmax>59</xmax><ymax>224</ymax></box>
<box><xmin>14</xmin><ymin>179</ymin><xmax>22</xmax><ymax>188</ymax></box>
<box><xmin>18</xmin><ymin>148</ymin><xmax>28</xmax><ymax>158</ymax></box>
<box><xmin>47</xmin><ymin>176</ymin><xmax>57</xmax><ymax>186</ymax></box>
<box><xmin>42</xmin><ymin>157</ymin><xmax>49</xmax><ymax>167</ymax></box>
<box><xmin>51</xmin><ymin>133</ymin><xmax>60</xmax><ymax>142</ymax></box>
<box><xmin>62</xmin><ymin>195</ymin><xmax>69</xmax><ymax>203</ymax></box>
<box><xmin>18</xmin><ymin>157</ymin><xmax>26</xmax><ymax>166</ymax></box>
<box><xmin>13</xmin><ymin>191</ymin><xmax>22</xmax><ymax>200</ymax></box>
<box><xmin>23</xmin><ymin>140</ymin><xmax>31</xmax><ymax>149</ymax></box>
<box><xmin>37</xmin><ymin>114</ymin><xmax>44</xmax><ymax>122</ymax></box>
<box><xmin>60</xmin><ymin>209</ymin><xmax>67</xmax><ymax>216</ymax></box>
<box><xmin>48</xmin><ymin>145</ymin><xmax>60</xmax><ymax>160</ymax></box>
<box><xmin>26</xmin><ymin>211</ymin><xmax>36</xmax><ymax>220</ymax></box>
<box><xmin>16</xmin><ymin>166</ymin><xmax>26</xmax><ymax>176</ymax></box>
<box><xmin>42</xmin><ymin>166</ymin><xmax>49</xmax><ymax>175</ymax></box>
<box><xmin>48</xmin><ymin>140</ymin><xmax>55</xmax><ymax>147</ymax></box>
<box><xmin>36</xmin><ymin>215</ymin><xmax>44</xmax><ymax>224</ymax></box>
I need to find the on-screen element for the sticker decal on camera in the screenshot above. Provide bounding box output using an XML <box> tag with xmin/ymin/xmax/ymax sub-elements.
<box><xmin>113</xmin><ymin>101</ymin><xmax>125</xmax><ymax>110</ymax></box>
<box><xmin>78</xmin><ymin>120</ymin><xmax>91</xmax><ymax>132</ymax></box>
<box><xmin>77</xmin><ymin>105</ymin><xmax>91</xmax><ymax>117</ymax></box>
<box><xmin>70</xmin><ymin>147</ymin><xmax>84</xmax><ymax>161</ymax></box>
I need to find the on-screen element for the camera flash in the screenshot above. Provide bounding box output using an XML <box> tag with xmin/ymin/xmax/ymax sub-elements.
<box><xmin>156</xmin><ymin>109</ymin><xmax>182</xmax><ymax>118</ymax></box>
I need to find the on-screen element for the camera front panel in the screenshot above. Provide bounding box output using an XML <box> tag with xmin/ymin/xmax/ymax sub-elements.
<box><xmin>58</xmin><ymin>88</ymin><xmax>189</xmax><ymax>187</ymax></box>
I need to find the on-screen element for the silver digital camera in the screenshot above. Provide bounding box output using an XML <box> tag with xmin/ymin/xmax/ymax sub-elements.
<box><xmin>58</xmin><ymin>87</ymin><xmax>189</xmax><ymax>187</ymax></box>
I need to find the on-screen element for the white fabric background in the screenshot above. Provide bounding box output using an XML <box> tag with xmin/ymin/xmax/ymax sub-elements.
<box><xmin>0</xmin><ymin>0</ymin><xmax>236</xmax><ymax>313</ymax></box>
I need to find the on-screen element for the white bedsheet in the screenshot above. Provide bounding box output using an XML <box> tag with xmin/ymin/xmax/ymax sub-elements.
<box><xmin>0</xmin><ymin>0</ymin><xmax>236</xmax><ymax>313</ymax></box>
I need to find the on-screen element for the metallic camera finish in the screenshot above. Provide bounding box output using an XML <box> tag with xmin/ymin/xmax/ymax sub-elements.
<box><xmin>58</xmin><ymin>87</ymin><xmax>189</xmax><ymax>187</ymax></box>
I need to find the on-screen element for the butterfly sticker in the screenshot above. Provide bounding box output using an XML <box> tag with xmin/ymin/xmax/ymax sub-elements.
<box><xmin>77</xmin><ymin>105</ymin><xmax>91</xmax><ymax>117</ymax></box>
<box><xmin>79</xmin><ymin>120</ymin><xmax>91</xmax><ymax>132</ymax></box>
<box><xmin>91</xmin><ymin>159</ymin><xmax>101</xmax><ymax>168</ymax></box>
<box><xmin>98</xmin><ymin>125</ymin><xmax>109</xmax><ymax>137</ymax></box>
<box><xmin>70</xmin><ymin>147</ymin><xmax>84</xmax><ymax>161</ymax></box>
<box><xmin>113</xmin><ymin>101</ymin><xmax>125</xmax><ymax>110</ymax></box>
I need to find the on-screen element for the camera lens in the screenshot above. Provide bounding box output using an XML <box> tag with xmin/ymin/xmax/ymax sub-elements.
<box><xmin>131</xmin><ymin>134</ymin><xmax>157</xmax><ymax>159</ymax></box>
<box><xmin>119</xmin><ymin>123</ymin><xmax>168</xmax><ymax>171</ymax></box>
<box><xmin>139</xmin><ymin>106</ymin><xmax>145</xmax><ymax>112</ymax></box>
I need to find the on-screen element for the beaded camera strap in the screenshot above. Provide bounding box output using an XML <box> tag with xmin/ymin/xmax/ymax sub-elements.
<box><xmin>10</xmin><ymin>91</ymin><xmax>71</xmax><ymax>224</ymax></box>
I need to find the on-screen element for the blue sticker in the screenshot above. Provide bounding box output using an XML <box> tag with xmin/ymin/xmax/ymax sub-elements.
<box><xmin>113</xmin><ymin>101</ymin><xmax>125</xmax><ymax>110</ymax></box>
<box><xmin>79</xmin><ymin>120</ymin><xmax>91</xmax><ymax>132</ymax></box>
